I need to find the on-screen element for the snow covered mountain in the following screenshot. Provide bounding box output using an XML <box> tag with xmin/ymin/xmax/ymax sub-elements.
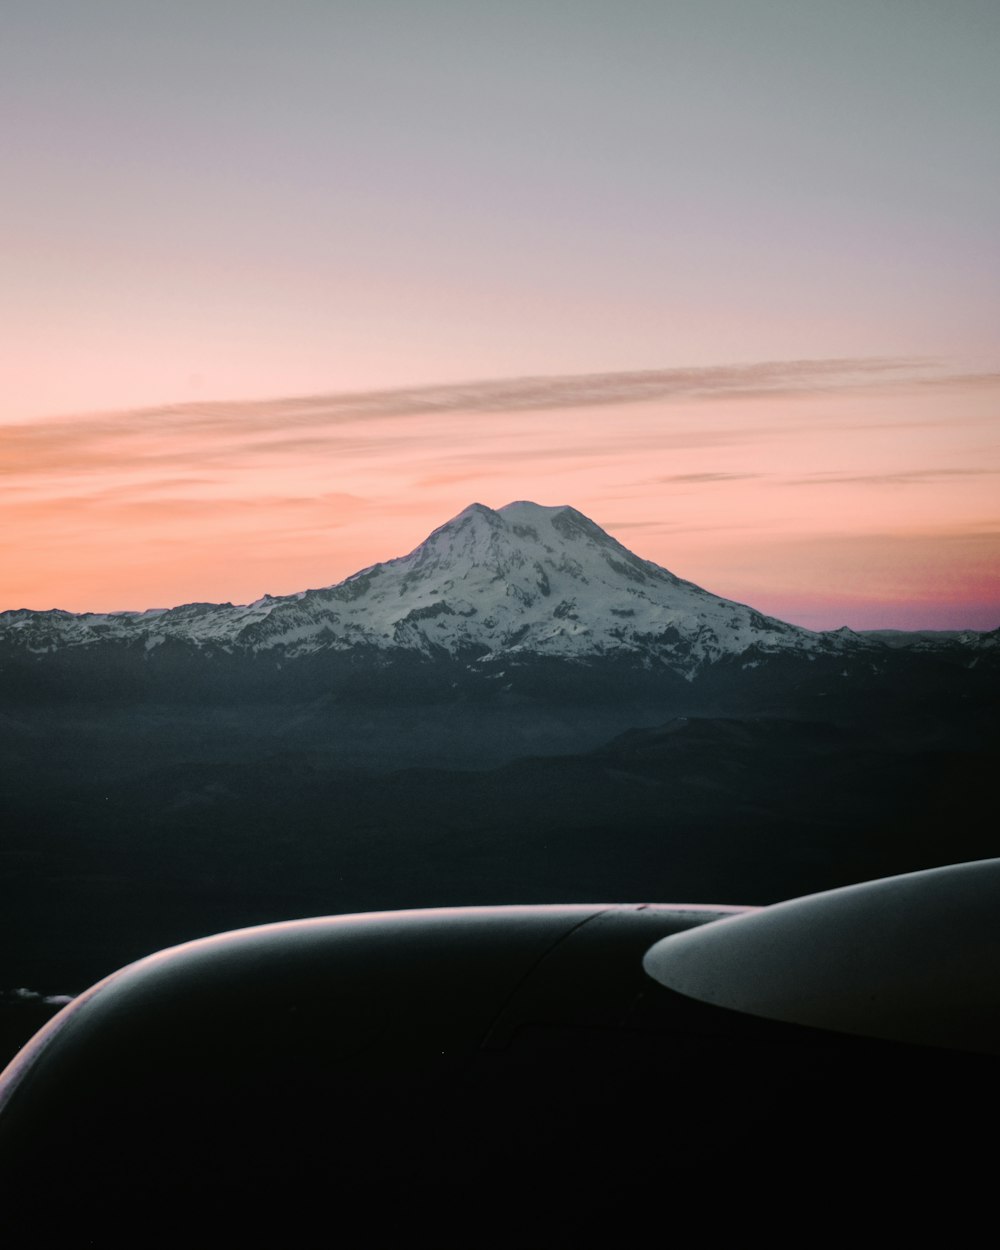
<box><xmin>0</xmin><ymin>501</ymin><xmax>874</xmax><ymax>675</ymax></box>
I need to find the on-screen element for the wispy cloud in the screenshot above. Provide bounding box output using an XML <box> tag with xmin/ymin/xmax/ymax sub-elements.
<box><xmin>784</xmin><ymin>468</ymin><xmax>1000</xmax><ymax>486</ymax></box>
<box><xmin>6</xmin><ymin>355</ymin><xmax>983</xmax><ymax>480</ymax></box>
<box><xmin>654</xmin><ymin>471</ymin><xmax>763</xmax><ymax>483</ymax></box>
<box><xmin>414</xmin><ymin>468</ymin><xmax>513</xmax><ymax>488</ymax></box>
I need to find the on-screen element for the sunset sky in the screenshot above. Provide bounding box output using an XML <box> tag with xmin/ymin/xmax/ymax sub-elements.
<box><xmin>3</xmin><ymin>2</ymin><xmax>998</xmax><ymax>629</ymax></box>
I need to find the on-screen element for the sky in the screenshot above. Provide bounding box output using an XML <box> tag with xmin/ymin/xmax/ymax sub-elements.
<box><xmin>2</xmin><ymin>1</ymin><xmax>998</xmax><ymax>629</ymax></box>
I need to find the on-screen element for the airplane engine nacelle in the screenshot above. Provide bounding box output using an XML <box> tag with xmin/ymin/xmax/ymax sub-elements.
<box><xmin>1</xmin><ymin>867</ymin><xmax>998</xmax><ymax>1243</ymax></box>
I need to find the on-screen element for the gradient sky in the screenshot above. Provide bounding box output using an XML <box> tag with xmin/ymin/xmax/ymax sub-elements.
<box><xmin>2</xmin><ymin>2</ymin><xmax>998</xmax><ymax>629</ymax></box>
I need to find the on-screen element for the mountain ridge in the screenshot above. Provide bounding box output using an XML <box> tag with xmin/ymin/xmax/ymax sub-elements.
<box><xmin>2</xmin><ymin>501</ymin><xmax>995</xmax><ymax>685</ymax></box>
<box><xmin>0</xmin><ymin>500</ymin><xmax>855</xmax><ymax>671</ymax></box>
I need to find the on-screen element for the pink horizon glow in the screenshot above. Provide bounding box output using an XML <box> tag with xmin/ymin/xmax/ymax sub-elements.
<box><xmin>3</xmin><ymin>360</ymin><xmax>998</xmax><ymax>632</ymax></box>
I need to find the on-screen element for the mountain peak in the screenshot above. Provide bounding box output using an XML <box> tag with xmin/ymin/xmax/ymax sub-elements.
<box><xmin>496</xmin><ymin>500</ymin><xmax>571</xmax><ymax>520</ymax></box>
<box><xmin>410</xmin><ymin>500</ymin><xmax>637</xmax><ymax>577</ymax></box>
<box><xmin>439</xmin><ymin>499</ymin><xmax>576</xmax><ymax>529</ymax></box>
<box><xmin>0</xmin><ymin>500</ymin><xmax>858</xmax><ymax>670</ymax></box>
